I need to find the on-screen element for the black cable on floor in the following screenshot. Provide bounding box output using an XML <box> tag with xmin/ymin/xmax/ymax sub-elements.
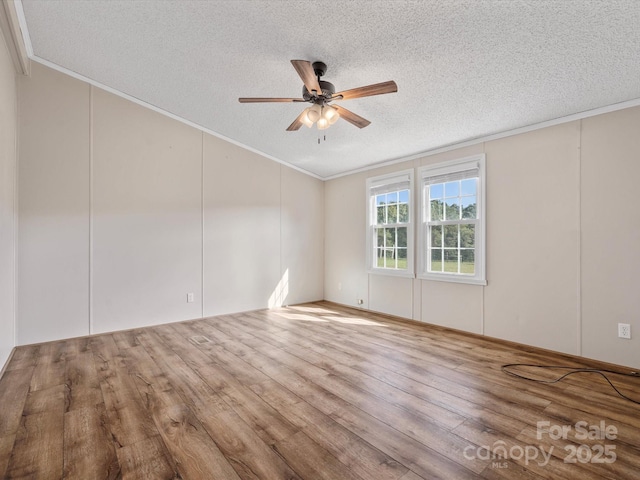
<box><xmin>501</xmin><ymin>364</ymin><xmax>640</xmax><ymax>405</ymax></box>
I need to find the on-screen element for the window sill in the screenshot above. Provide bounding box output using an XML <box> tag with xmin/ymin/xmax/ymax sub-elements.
<box><xmin>418</xmin><ymin>273</ymin><xmax>487</xmax><ymax>285</ymax></box>
<box><xmin>368</xmin><ymin>268</ymin><xmax>415</xmax><ymax>279</ymax></box>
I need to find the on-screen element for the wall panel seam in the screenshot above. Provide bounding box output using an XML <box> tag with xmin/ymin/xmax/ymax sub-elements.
<box><xmin>89</xmin><ymin>84</ymin><xmax>93</xmax><ymax>334</ymax></box>
<box><xmin>201</xmin><ymin>131</ymin><xmax>204</xmax><ymax>318</ymax></box>
<box><xmin>14</xmin><ymin>71</ymin><xmax>20</xmax><ymax>345</ymax></box>
<box><xmin>12</xmin><ymin>67</ymin><xmax>18</xmax><ymax>347</ymax></box>
<box><xmin>576</xmin><ymin>120</ymin><xmax>582</xmax><ymax>356</ymax></box>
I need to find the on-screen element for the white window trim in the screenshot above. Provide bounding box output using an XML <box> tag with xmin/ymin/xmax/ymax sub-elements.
<box><xmin>417</xmin><ymin>155</ymin><xmax>486</xmax><ymax>285</ymax></box>
<box><xmin>366</xmin><ymin>169</ymin><xmax>415</xmax><ymax>278</ymax></box>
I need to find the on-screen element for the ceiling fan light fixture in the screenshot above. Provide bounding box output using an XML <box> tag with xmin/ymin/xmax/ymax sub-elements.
<box><xmin>307</xmin><ymin>104</ymin><xmax>321</xmax><ymax>123</ymax></box>
<box><xmin>301</xmin><ymin>108</ymin><xmax>314</xmax><ymax>128</ymax></box>
<box><xmin>324</xmin><ymin>106</ymin><xmax>340</xmax><ymax>125</ymax></box>
<box><xmin>317</xmin><ymin>116</ymin><xmax>329</xmax><ymax>130</ymax></box>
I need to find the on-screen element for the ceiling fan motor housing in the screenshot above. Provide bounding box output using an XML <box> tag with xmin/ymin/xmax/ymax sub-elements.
<box><xmin>302</xmin><ymin>81</ymin><xmax>336</xmax><ymax>102</ymax></box>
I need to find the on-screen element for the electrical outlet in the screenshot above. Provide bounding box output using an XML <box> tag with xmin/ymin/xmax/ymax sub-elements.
<box><xmin>618</xmin><ymin>323</ymin><xmax>631</xmax><ymax>339</ymax></box>
<box><xmin>187</xmin><ymin>292</ymin><xmax>194</xmax><ymax>303</ymax></box>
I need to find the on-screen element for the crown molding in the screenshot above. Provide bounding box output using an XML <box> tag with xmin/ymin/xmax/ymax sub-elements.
<box><xmin>0</xmin><ymin>0</ymin><xmax>30</xmax><ymax>75</ymax></box>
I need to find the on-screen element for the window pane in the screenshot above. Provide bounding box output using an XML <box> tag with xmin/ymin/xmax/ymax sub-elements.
<box><xmin>385</xmin><ymin>227</ymin><xmax>396</xmax><ymax>247</ymax></box>
<box><xmin>398</xmin><ymin>189</ymin><xmax>409</xmax><ymax>203</ymax></box>
<box><xmin>376</xmin><ymin>194</ymin><xmax>386</xmax><ymax>206</ymax></box>
<box><xmin>445</xmin><ymin>199</ymin><xmax>460</xmax><ymax>220</ymax></box>
<box><xmin>377</xmin><ymin>206</ymin><xmax>385</xmax><ymax>224</ymax></box>
<box><xmin>444</xmin><ymin>225</ymin><xmax>458</xmax><ymax>248</ymax></box>
<box><xmin>461</xmin><ymin>249</ymin><xmax>475</xmax><ymax>274</ymax></box>
<box><xmin>387</xmin><ymin>204</ymin><xmax>398</xmax><ymax>223</ymax></box>
<box><xmin>461</xmin><ymin>178</ymin><xmax>476</xmax><ymax>196</ymax></box>
<box><xmin>430</xmin><ymin>183</ymin><xmax>443</xmax><ymax>199</ymax></box>
<box><xmin>444</xmin><ymin>181</ymin><xmax>459</xmax><ymax>198</ymax></box>
<box><xmin>397</xmin><ymin>227</ymin><xmax>407</xmax><ymax>248</ymax></box>
<box><xmin>460</xmin><ymin>224</ymin><xmax>475</xmax><ymax>248</ymax></box>
<box><xmin>376</xmin><ymin>249</ymin><xmax>385</xmax><ymax>268</ymax></box>
<box><xmin>430</xmin><ymin>200</ymin><xmax>443</xmax><ymax>221</ymax></box>
<box><xmin>461</xmin><ymin>197</ymin><xmax>477</xmax><ymax>219</ymax></box>
<box><xmin>397</xmin><ymin>248</ymin><xmax>407</xmax><ymax>270</ymax></box>
<box><xmin>385</xmin><ymin>249</ymin><xmax>396</xmax><ymax>268</ymax></box>
<box><xmin>376</xmin><ymin>228</ymin><xmax>384</xmax><ymax>248</ymax></box>
<box><xmin>430</xmin><ymin>225</ymin><xmax>442</xmax><ymax>247</ymax></box>
<box><xmin>443</xmin><ymin>249</ymin><xmax>459</xmax><ymax>272</ymax></box>
<box><xmin>398</xmin><ymin>203</ymin><xmax>409</xmax><ymax>223</ymax></box>
<box><xmin>386</xmin><ymin>191</ymin><xmax>398</xmax><ymax>204</ymax></box>
<box><xmin>430</xmin><ymin>249</ymin><xmax>442</xmax><ymax>272</ymax></box>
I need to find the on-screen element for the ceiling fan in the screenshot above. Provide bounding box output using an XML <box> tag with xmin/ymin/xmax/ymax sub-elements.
<box><xmin>239</xmin><ymin>60</ymin><xmax>397</xmax><ymax>131</ymax></box>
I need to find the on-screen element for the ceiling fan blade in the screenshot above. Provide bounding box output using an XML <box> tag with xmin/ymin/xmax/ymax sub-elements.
<box><xmin>291</xmin><ymin>60</ymin><xmax>322</xmax><ymax>95</ymax></box>
<box><xmin>286</xmin><ymin>110</ymin><xmax>309</xmax><ymax>131</ymax></box>
<box><xmin>239</xmin><ymin>97</ymin><xmax>305</xmax><ymax>103</ymax></box>
<box><xmin>333</xmin><ymin>80</ymin><xmax>398</xmax><ymax>101</ymax></box>
<box><xmin>332</xmin><ymin>105</ymin><xmax>371</xmax><ymax>129</ymax></box>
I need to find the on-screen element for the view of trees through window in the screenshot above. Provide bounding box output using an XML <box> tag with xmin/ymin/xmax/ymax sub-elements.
<box><xmin>375</xmin><ymin>189</ymin><xmax>409</xmax><ymax>269</ymax></box>
<box><xmin>428</xmin><ymin>178</ymin><xmax>477</xmax><ymax>275</ymax></box>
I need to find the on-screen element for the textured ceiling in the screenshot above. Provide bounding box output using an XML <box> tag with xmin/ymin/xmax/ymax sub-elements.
<box><xmin>18</xmin><ymin>0</ymin><xmax>640</xmax><ymax>178</ymax></box>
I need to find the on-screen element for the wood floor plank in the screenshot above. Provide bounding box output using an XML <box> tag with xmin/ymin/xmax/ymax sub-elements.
<box><xmin>210</xmin><ymin>315</ymin><xmax>488</xmax><ymax>472</ymax></box>
<box><xmin>63</xmin><ymin>404</ymin><xmax>120</xmax><ymax>479</ymax></box>
<box><xmin>158</xmin><ymin>323</ymin><xmax>303</xmax><ymax>447</ymax></box>
<box><xmin>330</xmin><ymin>401</ymin><xmax>485</xmax><ymax>479</ymax></box>
<box><xmin>5</xmin><ymin>382</ymin><xmax>65</xmax><ymax>479</ymax></box>
<box><xmin>250</xmin><ymin>378</ymin><xmax>410</xmax><ymax>480</ymax></box>
<box><xmin>0</xmin><ymin>367</ymin><xmax>34</xmax><ymax>437</ymax></box>
<box><xmin>1</xmin><ymin>301</ymin><xmax>639</xmax><ymax>479</ymax></box>
<box><xmin>153</xmin><ymin>402</ymin><xmax>241</xmax><ymax>480</ymax></box>
<box><xmin>273</xmin><ymin>430</ymin><xmax>365</xmax><ymax>480</ymax></box>
<box><xmin>29</xmin><ymin>342</ymin><xmax>66</xmax><ymax>392</ymax></box>
<box><xmin>64</xmin><ymin>350</ymin><xmax>103</xmax><ymax>412</ymax></box>
<box><xmin>200</xmin><ymin>408</ymin><xmax>303</xmax><ymax>480</ymax></box>
<box><xmin>4</xmin><ymin>345</ymin><xmax>40</xmax><ymax>372</ymax></box>
<box><xmin>245</xmin><ymin>321</ymin><xmax>468</xmax><ymax>430</ymax></box>
<box><xmin>112</xmin><ymin>329</ymin><xmax>142</xmax><ymax>350</ymax></box>
<box><xmin>94</xmin><ymin>340</ymin><xmax>163</xmax><ymax>448</ymax></box>
<box><xmin>0</xmin><ymin>434</ymin><xmax>16</xmax><ymax>479</ymax></box>
<box><xmin>116</xmin><ymin>435</ymin><xmax>178</xmax><ymax>480</ymax></box>
<box><xmin>453</xmin><ymin>418</ymin><xmax>607</xmax><ymax>480</ymax></box>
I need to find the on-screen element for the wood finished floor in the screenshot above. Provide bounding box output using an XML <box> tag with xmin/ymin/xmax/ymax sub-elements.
<box><xmin>1</xmin><ymin>302</ymin><xmax>639</xmax><ymax>479</ymax></box>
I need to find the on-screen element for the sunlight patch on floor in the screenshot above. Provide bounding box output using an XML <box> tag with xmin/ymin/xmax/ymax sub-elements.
<box><xmin>288</xmin><ymin>305</ymin><xmax>337</xmax><ymax>315</ymax></box>
<box><xmin>321</xmin><ymin>315</ymin><xmax>387</xmax><ymax>326</ymax></box>
<box><xmin>272</xmin><ymin>312</ymin><xmax>329</xmax><ymax>322</ymax></box>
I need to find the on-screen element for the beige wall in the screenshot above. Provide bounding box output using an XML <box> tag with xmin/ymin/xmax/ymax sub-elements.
<box><xmin>203</xmin><ymin>136</ymin><xmax>282</xmax><ymax>315</ymax></box>
<box><xmin>18</xmin><ymin>64</ymin><xmax>90</xmax><ymax>344</ymax></box>
<box><xmin>581</xmin><ymin>108</ymin><xmax>640</xmax><ymax>367</ymax></box>
<box><xmin>483</xmin><ymin>122</ymin><xmax>580</xmax><ymax>354</ymax></box>
<box><xmin>0</xmin><ymin>23</ymin><xmax>17</xmax><ymax>366</ymax></box>
<box><xmin>325</xmin><ymin>110</ymin><xmax>640</xmax><ymax>369</ymax></box>
<box><xmin>16</xmin><ymin>62</ymin><xmax>324</xmax><ymax>345</ymax></box>
<box><xmin>92</xmin><ymin>88</ymin><xmax>203</xmax><ymax>333</ymax></box>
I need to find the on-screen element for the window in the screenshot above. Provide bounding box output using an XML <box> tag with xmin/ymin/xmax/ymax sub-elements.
<box><xmin>366</xmin><ymin>170</ymin><xmax>414</xmax><ymax>276</ymax></box>
<box><xmin>418</xmin><ymin>155</ymin><xmax>486</xmax><ymax>284</ymax></box>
